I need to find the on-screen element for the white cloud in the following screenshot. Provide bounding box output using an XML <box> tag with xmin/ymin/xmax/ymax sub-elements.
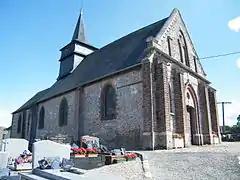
<box><xmin>217</xmin><ymin>100</ymin><xmax>240</xmax><ymax>126</ymax></box>
<box><xmin>228</xmin><ymin>16</ymin><xmax>240</xmax><ymax>32</ymax></box>
<box><xmin>236</xmin><ymin>58</ymin><xmax>240</xmax><ymax>68</ymax></box>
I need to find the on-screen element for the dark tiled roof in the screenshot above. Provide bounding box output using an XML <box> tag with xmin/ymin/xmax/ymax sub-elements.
<box><xmin>13</xmin><ymin>88</ymin><xmax>50</xmax><ymax>114</ymax></box>
<box><xmin>38</xmin><ymin>17</ymin><xmax>168</xmax><ymax>103</ymax></box>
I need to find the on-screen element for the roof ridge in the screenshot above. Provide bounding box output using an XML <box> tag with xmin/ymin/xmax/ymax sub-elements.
<box><xmin>98</xmin><ymin>17</ymin><xmax>168</xmax><ymax>50</ymax></box>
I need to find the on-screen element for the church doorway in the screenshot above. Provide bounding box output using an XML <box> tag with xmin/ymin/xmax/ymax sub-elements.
<box><xmin>185</xmin><ymin>86</ymin><xmax>200</xmax><ymax>145</ymax></box>
<box><xmin>187</xmin><ymin>105</ymin><xmax>196</xmax><ymax>145</ymax></box>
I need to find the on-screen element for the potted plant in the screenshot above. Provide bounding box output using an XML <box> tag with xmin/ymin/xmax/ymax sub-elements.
<box><xmin>124</xmin><ymin>153</ymin><xmax>137</xmax><ymax>161</ymax></box>
<box><xmin>86</xmin><ymin>147</ymin><xmax>98</xmax><ymax>157</ymax></box>
<box><xmin>14</xmin><ymin>151</ymin><xmax>32</xmax><ymax>170</ymax></box>
<box><xmin>71</xmin><ymin>147</ymin><xmax>86</xmax><ymax>157</ymax></box>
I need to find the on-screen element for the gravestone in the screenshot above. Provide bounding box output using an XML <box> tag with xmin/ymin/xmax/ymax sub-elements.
<box><xmin>112</xmin><ymin>149</ymin><xmax>122</xmax><ymax>156</ymax></box>
<box><xmin>120</xmin><ymin>148</ymin><xmax>126</xmax><ymax>155</ymax></box>
<box><xmin>81</xmin><ymin>136</ymin><xmax>99</xmax><ymax>149</ymax></box>
<box><xmin>2</xmin><ymin>138</ymin><xmax>29</xmax><ymax>158</ymax></box>
<box><xmin>32</xmin><ymin>140</ymin><xmax>71</xmax><ymax>169</ymax></box>
<box><xmin>0</xmin><ymin>152</ymin><xmax>8</xmax><ymax>169</ymax></box>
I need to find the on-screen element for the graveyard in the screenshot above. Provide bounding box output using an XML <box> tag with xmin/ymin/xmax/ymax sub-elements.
<box><xmin>0</xmin><ymin>135</ymin><xmax>140</xmax><ymax>180</ymax></box>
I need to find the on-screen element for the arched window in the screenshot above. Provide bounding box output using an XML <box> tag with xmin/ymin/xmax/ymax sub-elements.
<box><xmin>27</xmin><ymin>113</ymin><xmax>31</xmax><ymax>134</ymax></box>
<box><xmin>101</xmin><ymin>84</ymin><xmax>117</xmax><ymax>120</ymax></box>
<box><xmin>17</xmin><ymin>115</ymin><xmax>22</xmax><ymax>133</ymax></box>
<box><xmin>178</xmin><ymin>31</ymin><xmax>190</xmax><ymax>67</ymax></box>
<box><xmin>59</xmin><ymin>98</ymin><xmax>68</xmax><ymax>126</ymax></box>
<box><xmin>38</xmin><ymin>107</ymin><xmax>45</xmax><ymax>129</ymax></box>
<box><xmin>167</xmin><ymin>36</ymin><xmax>172</xmax><ymax>56</ymax></box>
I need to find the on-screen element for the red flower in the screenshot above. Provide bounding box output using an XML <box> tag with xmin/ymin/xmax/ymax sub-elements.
<box><xmin>71</xmin><ymin>147</ymin><xmax>79</xmax><ymax>153</ymax></box>
<box><xmin>93</xmin><ymin>147</ymin><xmax>98</xmax><ymax>153</ymax></box>
<box><xmin>124</xmin><ymin>153</ymin><xmax>137</xmax><ymax>159</ymax></box>
<box><xmin>78</xmin><ymin>147</ymin><xmax>87</xmax><ymax>154</ymax></box>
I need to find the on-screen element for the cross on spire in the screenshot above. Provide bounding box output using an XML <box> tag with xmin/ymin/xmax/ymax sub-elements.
<box><xmin>72</xmin><ymin>7</ymin><xmax>87</xmax><ymax>43</ymax></box>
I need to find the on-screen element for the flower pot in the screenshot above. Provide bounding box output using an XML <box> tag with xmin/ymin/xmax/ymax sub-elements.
<box><xmin>74</xmin><ymin>154</ymin><xmax>86</xmax><ymax>158</ymax></box>
<box><xmin>86</xmin><ymin>154</ymin><xmax>98</xmax><ymax>157</ymax></box>
<box><xmin>128</xmin><ymin>158</ymin><xmax>136</xmax><ymax>161</ymax></box>
<box><xmin>14</xmin><ymin>162</ymin><xmax>32</xmax><ymax>170</ymax></box>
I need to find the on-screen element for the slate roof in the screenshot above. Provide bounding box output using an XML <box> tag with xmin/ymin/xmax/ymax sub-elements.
<box><xmin>13</xmin><ymin>88</ymin><xmax>50</xmax><ymax>113</ymax></box>
<box><xmin>37</xmin><ymin>17</ymin><xmax>168</xmax><ymax>103</ymax></box>
<box><xmin>13</xmin><ymin>16</ymin><xmax>168</xmax><ymax>113</ymax></box>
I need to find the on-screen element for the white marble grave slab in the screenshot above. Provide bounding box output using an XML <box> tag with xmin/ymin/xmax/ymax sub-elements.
<box><xmin>32</xmin><ymin>140</ymin><xmax>70</xmax><ymax>169</ymax></box>
<box><xmin>0</xmin><ymin>152</ymin><xmax>8</xmax><ymax>168</ymax></box>
<box><xmin>2</xmin><ymin>138</ymin><xmax>28</xmax><ymax>158</ymax></box>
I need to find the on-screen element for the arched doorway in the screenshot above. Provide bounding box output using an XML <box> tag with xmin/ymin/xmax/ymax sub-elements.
<box><xmin>185</xmin><ymin>84</ymin><xmax>201</xmax><ymax>145</ymax></box>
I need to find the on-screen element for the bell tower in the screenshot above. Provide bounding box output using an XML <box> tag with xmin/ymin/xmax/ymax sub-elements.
<box><xmin>57</xmin><ymin>9</ymin><xmax>98</xmax><ymax>80</ymax></box>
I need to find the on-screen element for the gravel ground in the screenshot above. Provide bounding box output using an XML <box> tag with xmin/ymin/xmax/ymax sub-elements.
<box><xmin>140</xmin><ymin>142</ymin><xmax>240</xmax><ymax>180</ymax></box>
<box><xmin>87</xmin><ymin>158</ymin><xmax>145</xmax><ymax>180</ymax></box>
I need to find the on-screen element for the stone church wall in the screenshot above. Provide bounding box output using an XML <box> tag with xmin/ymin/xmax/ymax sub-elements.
<box><xmin>11</xmin><ymin>109</ymin><xmax>32</xmax><ymax>141</ymax></box>
<box><xmin>36</xmin><ymin>91</ymin><xmax>78</xmax><ymax>142</ymax></box>
<box><xmin>82</xmin><ymin>68</ymin><xmax>143</xmax><ymax>150</ymax></box>
<box><xmin>11</xmin><ymin>113</ymin><xmax>20</xmax><ymax>138</ymax></box>
<box><xmin>156</xmin><ymin>10</ymin><xmax>205</xmax><ymax>77</ymax></box>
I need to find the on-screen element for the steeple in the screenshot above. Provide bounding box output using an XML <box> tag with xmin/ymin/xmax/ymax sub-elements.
<box><xmin>72</xmin><ymin>8</ymin><xmax>87</xmax><ymax>43</ymax></box>
<box><xmin>57</xmin><ymin>7</ymin><xmax>97</xmax><ymax>80</ymax></box>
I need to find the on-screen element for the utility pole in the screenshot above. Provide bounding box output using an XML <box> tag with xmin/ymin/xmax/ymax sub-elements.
<box><xmin>217</xmin><ymin>101</ymin><xmax>232</xmax><ymax>134</ymax></box>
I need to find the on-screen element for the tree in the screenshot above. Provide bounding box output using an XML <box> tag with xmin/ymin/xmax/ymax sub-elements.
<box><xmin>237</xmin><ymin>115</ymin><xmax>240</xmax><ymax>127</ymax></box>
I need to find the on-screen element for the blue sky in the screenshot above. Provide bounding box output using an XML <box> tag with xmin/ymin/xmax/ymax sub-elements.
<box><xmin>0</xmin><ymin>0</ymin><xmax>240</xmax><ymax>127</ymax></box>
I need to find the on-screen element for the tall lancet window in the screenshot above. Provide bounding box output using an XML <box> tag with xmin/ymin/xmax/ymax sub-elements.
<box><xmin>178</xmin><ymin>31</ymin><xmax>190</xmax><ymax>67</ymax></box>
<box><xmin>17</xmin><ymin>115</ymin><xmax>22</xmax><ymax>134</ymax></box>
<box><xmin>101</xmin><ymin>84</ymin><xmax>117</xmax><ymax>120</ymax></box>
<box><xmin>167</xmin><ymin>36</ymin><xmax>172</xmax><ymax>56</ymax></box>
<box><xmin>38</xmin><ymin>107</ymin><xmax>45</xmax><ymax>129</ymax></box>
<box><xmin>59</xmin><ymin>98</ymin><xmax>69</xmax><ymax>126</ymax></box>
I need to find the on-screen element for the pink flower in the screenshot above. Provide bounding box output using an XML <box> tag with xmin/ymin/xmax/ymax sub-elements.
<box><xmin>15</xmin><ymin>158</ymin><xmax>24</xmax><ymax>164</ymax></box>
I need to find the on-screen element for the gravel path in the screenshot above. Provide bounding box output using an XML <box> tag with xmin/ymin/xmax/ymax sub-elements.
<box><xmin>87</xmin><ymin>158</ymin><xmax>145</xmax><ymax>180</ymax></box>
<box><xmin>140</xmin><ymin>142</ymin><xmax>240</xmax><ymax>180</ymax></box>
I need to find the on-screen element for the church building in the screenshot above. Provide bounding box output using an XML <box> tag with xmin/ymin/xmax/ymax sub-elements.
<box><xmin>10</xmin><ymin>8</ymin><xmax>221</xmax><ymax>150</ymax></box>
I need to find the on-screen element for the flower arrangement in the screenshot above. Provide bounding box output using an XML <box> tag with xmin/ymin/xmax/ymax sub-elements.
<box><xmin>15</xmin><ymin>150</ymin><xmax>32</xmax><ymax>164</ymax></box>
<box><xmin>71</xmin><ymin>147</ymin><xmax>99</xmax><ymax>157</ymax></box>
<box><xmin>124</xmin><ymin>153</ymin><xmax>137</xmax><ymax>160</ymax></box>
<box><xmin>71</xmin><ymin>147</ymin><xmax>79</xmax><ymax>154</ymax></box>
<box><xmin>78</xmin><ymin>147</ymin><xmax>87</xmax><ymax>154</ymax></box>
<box><xmin>86</xmin><ymin>147</ymin><xmax>98</xmax><ymax>154</ymax></box>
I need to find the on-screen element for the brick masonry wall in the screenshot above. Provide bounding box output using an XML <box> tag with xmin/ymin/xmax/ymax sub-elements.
<box><xmin>154</xmin><ymin>60</ymin><xmax>169</xmax><ymax>132</ymax></box>
<box><xmin>36</xmin><ymin>91</ymin><xmax>78</xmax><ymax>142</ymax></box>
<box><xmin>142</xmin><ymin>61</ymin><xmax>152</xmax><ymax>134</ymax></box>
<box><xmin>82</xmin><ymin>68</ymin><xmax>143</xmax><ymax>150</ymax></box>
<box><xmin>172</xmin><ymin>68</ymin><xmax>185</xmax><ymax>135</ymax></box>
<box><xmin>11</xmin><ymin>109</ymin><xmax>37</xmax><ymax>141</ymax></box>
<box><xmin>208</xmin><ymin>88</ymin><xmax>220</xmax><ymax>135</ymax></box>
<box><xmin>153</xmin><ymin>56</ymin><xmax>172</xmax><ymax>149</ymax></box>
<box><xmin>198</xmin><ymin>81</ymin><xmax>212</xmax><ymax>144</ymax></box>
